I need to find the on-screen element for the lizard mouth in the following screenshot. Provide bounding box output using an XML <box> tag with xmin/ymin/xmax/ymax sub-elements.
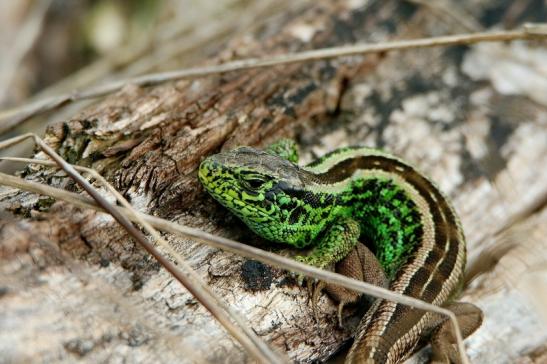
<box><xmin>213</xmin><ymin>192</ymin><xmax>273</xmax><ymax>221</ymax></box>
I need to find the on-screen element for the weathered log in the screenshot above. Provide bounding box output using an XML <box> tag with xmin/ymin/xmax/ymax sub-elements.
<box><xmin>1</xmin><ymin>0</ymin><xmax>546</xmax><ymax>363</ymax></box>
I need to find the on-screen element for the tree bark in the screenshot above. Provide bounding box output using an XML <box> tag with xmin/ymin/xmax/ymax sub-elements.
<box><xmin>1</xmin><ymin>0</ymin><xmax>546</xmax><ymax>363</ymax></box>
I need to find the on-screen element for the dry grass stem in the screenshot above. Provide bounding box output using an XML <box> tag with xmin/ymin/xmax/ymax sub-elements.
<box><xmin>1</xmin><ymin>24</ymin><xmax>546</xmax><ymax>135</ymax></box>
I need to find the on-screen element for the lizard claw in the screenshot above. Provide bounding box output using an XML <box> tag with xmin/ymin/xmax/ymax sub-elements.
<box><xmin>293</xmin><ymin>255</ymin><xmax>314</xmax><ymax>286</ymax></box>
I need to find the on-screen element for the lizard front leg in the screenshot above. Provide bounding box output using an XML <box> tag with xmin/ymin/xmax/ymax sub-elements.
<box><xmin>295</xmin><ymin>218</ymin><xmax>361</xmax><ymax>272</ymax></box>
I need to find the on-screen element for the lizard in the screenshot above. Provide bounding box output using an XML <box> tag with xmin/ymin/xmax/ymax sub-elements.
<box><xmin>198</xmin><ymin>139</ymin><xmax>483</xmax><ymax>363</ymax></box>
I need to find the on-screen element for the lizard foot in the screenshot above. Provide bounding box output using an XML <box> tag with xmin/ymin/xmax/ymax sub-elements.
<box><xmin>311</xmin><ymin>280</ymin><xmax>325</xmax><ymax>321</ymax></box>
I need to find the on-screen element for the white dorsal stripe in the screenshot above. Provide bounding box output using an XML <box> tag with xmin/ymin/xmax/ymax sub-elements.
<box><xmin>304</xmin><ymin>147</ymin><xmax>410</xmax><ymax>174</ymax></box>
<box><xmin>385</xmin><ymin>202</ymin><xmax>465</xmax><ymax>362</ymax></box>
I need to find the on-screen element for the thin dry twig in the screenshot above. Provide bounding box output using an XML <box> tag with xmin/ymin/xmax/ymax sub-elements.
<box><xmin>0</xmin><ymin>135</ymin><xmax>285</xmax><ymax>364</ymax></box>
<box><xmin>0</xmin><ymin>153</ymin><xmax>470</xmax><ymax>364</ymax></box>
<box><xmin>1</xmin><ymin>24</ymin><xmax>546</xmax><ymax>135</ymax></box>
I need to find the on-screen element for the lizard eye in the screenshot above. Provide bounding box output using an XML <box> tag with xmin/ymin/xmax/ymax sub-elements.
<box><xmin>243</xmin><ymin>178</ymin><xmax>265</xmax><ymax>189</ymax></box>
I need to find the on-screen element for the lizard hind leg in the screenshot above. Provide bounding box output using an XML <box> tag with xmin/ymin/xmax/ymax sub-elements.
<box><xmin>310</xmin><ymin>279</ymin><xmax>356</xmax><ymax>327</ymax></box>
<box><xmin>429</xmin><ymin>302</ymin><xmax>483</xmax><ymax>364</ymax></box>
<box><xmin>313</xmin><ymin>242</ymin><xmax>389</xmax><ymax>328</ymax></box>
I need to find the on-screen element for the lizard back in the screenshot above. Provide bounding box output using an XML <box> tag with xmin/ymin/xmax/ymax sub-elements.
<box><xmin>304</xmin><ymin>147</ymin><xmax>466</xmax><ymax>363</ymax></box>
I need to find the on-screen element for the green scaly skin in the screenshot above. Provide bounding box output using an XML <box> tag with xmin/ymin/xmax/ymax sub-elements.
<box><xmin>199</xmin><ymin>139</ymin><xmax>483</xmax><ymax>364</ymax></box>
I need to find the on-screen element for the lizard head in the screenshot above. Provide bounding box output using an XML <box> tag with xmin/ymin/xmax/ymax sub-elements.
<box><xmin>198</xmin><ymin>146</ymin><xmax>329</xmax><ymax>247</ymax></box>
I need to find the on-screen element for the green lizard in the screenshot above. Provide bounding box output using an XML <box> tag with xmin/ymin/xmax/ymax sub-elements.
<box><xmin>198</xmin><ymin>139</ymin><xmax>482</xmax><ymax>363</ymax></box>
